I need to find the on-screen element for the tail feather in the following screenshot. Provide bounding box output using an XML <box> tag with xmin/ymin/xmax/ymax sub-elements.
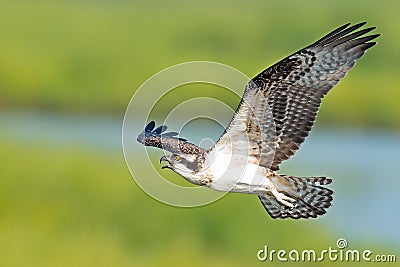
<box><xmin>259</xmin><ymin>176</ymin><xmax>333</xmax><ymax>219</ymax></box>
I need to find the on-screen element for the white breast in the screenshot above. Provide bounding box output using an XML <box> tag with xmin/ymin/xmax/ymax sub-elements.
<box><xmin>201</xmin><ymin>145</ymin><xmax>269</xmax><ymax>193</ymax></box>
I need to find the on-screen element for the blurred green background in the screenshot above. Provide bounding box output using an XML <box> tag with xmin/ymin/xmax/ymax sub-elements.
<box><xmin>1</xmin><ymin>0</ymin><xmax>399</xmax><ymax>266</ymax></box>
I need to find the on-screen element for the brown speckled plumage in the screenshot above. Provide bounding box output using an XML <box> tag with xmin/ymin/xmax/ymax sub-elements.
<box><xmin>137</xmin><ymin>22</ymin><xmax>379</xmax><ymax>219</ymax></box>
<box><xmin>249</xmin><ymin>22</ymin><xmax>379</xmax><ymax>171</ymax></box>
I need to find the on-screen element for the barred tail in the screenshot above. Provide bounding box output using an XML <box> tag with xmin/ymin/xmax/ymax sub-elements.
<box><xmin>259</xmin><ymin>176</ymin><xmax>333</xmax><ymax>219</ymax></box>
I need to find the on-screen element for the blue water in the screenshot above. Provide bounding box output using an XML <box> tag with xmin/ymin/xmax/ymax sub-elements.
<box><xmin>0</xmin><ymin>111</ymin><xmax>122</xmax><ymax>151</ymax></box>
<box><xmin>1</xmin><ymin>111</ymin><xmax>399</xmax><ymax>247</ymax></box>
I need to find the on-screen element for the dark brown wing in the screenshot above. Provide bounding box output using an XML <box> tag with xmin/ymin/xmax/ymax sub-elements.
<box><xmin>252</xmin><ymin>22</ymin><xmax>379</xmax><ymax>170</ymax></box>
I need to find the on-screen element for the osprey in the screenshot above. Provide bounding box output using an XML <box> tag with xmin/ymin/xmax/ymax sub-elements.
<box><xmin>137</xmin><ymin>22</ymin><xmax>379</xmax><ymax>219</ymax></box>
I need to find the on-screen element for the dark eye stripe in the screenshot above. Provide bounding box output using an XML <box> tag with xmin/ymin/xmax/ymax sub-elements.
<box><xmin>180</xmin><ymin>158</ymin><xmax>200</xmax><ymax>172</ymax></box>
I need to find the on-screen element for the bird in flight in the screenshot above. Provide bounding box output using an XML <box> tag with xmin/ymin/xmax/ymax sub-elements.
<box><xmin>137</xmin><ymin>22</ymin><xmax>379</xmax><ymax>219</ymax></box>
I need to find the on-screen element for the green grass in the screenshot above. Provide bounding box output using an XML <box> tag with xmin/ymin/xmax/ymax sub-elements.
<box><xmin>0</xmin><ymin>0</ymin><xmax>399</xmax><ymax>128</ymax></box>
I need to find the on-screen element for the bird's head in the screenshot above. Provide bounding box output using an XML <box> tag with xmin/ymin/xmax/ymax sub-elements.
<box><xmin>160</xmin><ymin>153</ymin><xmax>201</xmax><ymax>177</ymax></box>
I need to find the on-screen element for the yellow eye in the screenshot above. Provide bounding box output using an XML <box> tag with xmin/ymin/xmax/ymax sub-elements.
<box><xmin>174</xmin><ymin>155</ymin><xmax>180</xmax><ymax>161</ymax></box>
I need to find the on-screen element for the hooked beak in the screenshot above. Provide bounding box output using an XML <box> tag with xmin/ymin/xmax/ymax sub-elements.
<box><xmin>160</xmin><ymin>155</ymin><xmax>171</xmax><ymax>169</ymax></box>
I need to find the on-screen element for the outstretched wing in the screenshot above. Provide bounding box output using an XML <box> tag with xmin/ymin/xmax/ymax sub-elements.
<box><xmin>216</xmin><ymin>22</ymin><xmax>379</xmax><ymax>170</ymax></box>
<box><xmin>254</xmin><ymin>22</ymin><xmax>379</xmax><ymax>170</ymax></box>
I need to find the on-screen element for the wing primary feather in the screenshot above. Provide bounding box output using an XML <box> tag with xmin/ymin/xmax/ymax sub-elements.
<box><xmin>313</xmin><ymin>22</ymin><xmax>351</xmax><ymax>43</ymax></box>
<box><xmin>360</xmin><ymin>41</ymin><xmax>377</xmax><ymax>50</ymax></box>
<box><xmin>344</xmin><ymin>34</ymin><xmax>380</xmax><ymax>48</ymax></box>
<box><xmin>329</xmin><ymin>27</ymin><xmax>377</xmax><ymax>47</ymax></box>
<box><xmin>313</xmin><ymin>22</ymin><xmax>367</xmax><ymax>47</ymax></box>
